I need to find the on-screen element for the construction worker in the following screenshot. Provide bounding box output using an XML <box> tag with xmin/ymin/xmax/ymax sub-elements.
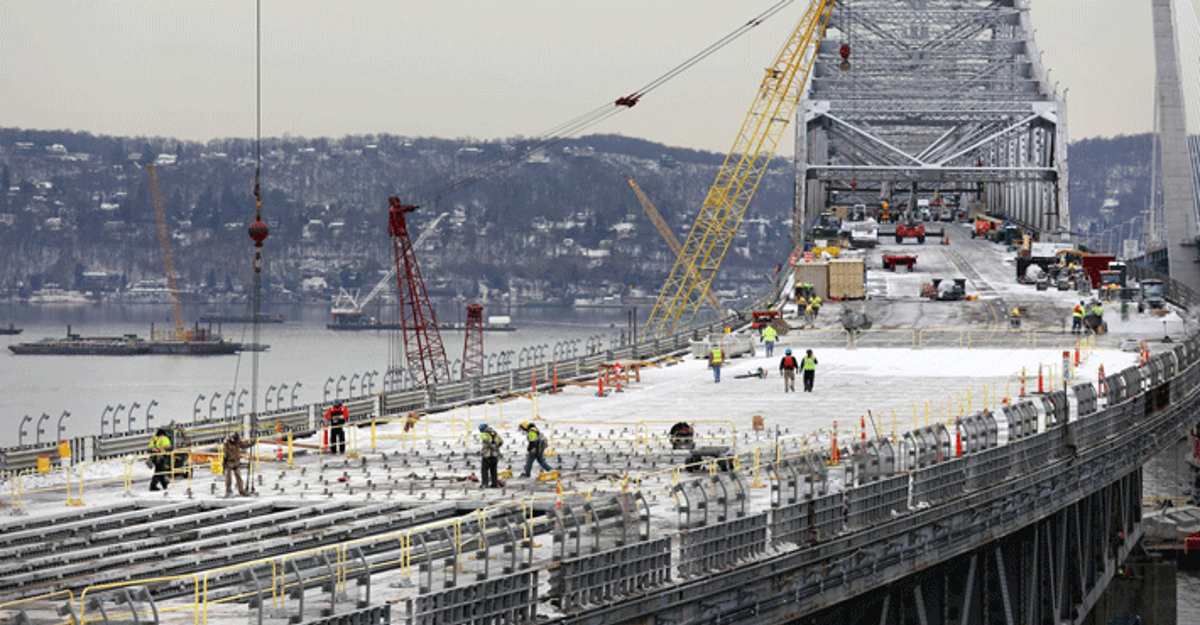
<box><xmin>707</xmin><ymin>344</ymin><xmax>724</xmax><ymax>383</ymax></box>
<box><xmin>478</xmin><ymin>424</ymin><xmax>503</xmax><ymax>488</ymax></box>
<box><xmin>518</xmin><ymin>421</ymin><xmax>554</xmax><ymax>478</ymax></box>
<box><xmin>801</xmin><ymin>349</ymin><xmax>818</xmax><ymax>392</ymax></box>
<box><xmin>1071</xmin><ymin>301</ymin><xmax>1085</xmax><ymax>335</ymax></box>
<box><xmin>1009</xmin><ymin>307</ymin><xmax>1021</xmax><ymax>329</ymax></box>
<box><xmin>761</xmin><ymin>324</ymin><xmax>777</xmax><ymax>357</ymax></box>
<box><xmin>803</xmin><ymin>299</ymin><xmax>814</xmax><ymax>328</ymax></box>
<box><xmin>222</xmin><ymin>432</ymin><xmax>254</xmax><ymax>498</ymax></box>
<box><xmin>779</xmin><ymin>349</ymin><xmax>798</xmax><ymax>393</ymax></box>
<box><xmin>809</xmin><ymin>295</ymin><xmax>822</xmax><ymax>319</ymax></box>
<box><xmin>148</xmin><ymin>428</ymin><xmax>172</xmax><ymax>491</ymax></box>
<box><xmin>325</xmin><ymin>400</ymin><xmax>348</xmax><ymax>455</ymax></box>
<box><xmin>1089</xmin><ymin>301</ymin><xmax>1105</xmax><ymax>334</ymax></box>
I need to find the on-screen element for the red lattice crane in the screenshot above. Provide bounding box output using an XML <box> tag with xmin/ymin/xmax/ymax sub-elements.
<box><xmin>462</xmin><ymin>303</ymin><xmax>485</xmax><ymax>378</ymax></box>
<box><xmin>388</xmin><ymin>197</ymin><xmax>450</xmax><ymax>387</ymax></box>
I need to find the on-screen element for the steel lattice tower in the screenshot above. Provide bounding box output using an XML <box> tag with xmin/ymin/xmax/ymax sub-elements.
<box><xmin>462</xmin><ymin>303</ymin><xmax>485</xmax><ymax>378</ymax></box>
<box><xmin>795</xmin><ymin>0</ymin><xmax>1069</xmax><ymax>246</ymax></box>
<box><xmin>388</xmin><ymin>197</ymin><xmax>450</xmax><ymax>388</ymax></box>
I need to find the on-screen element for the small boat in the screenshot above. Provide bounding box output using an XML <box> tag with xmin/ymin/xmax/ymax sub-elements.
<box><xmin>0</xmin><ymin>324</ymin><xmax>22</xmax><ymax>335</ymax></box>
<box><xmin>199</xmin><ymin>312</ymin><xmax>284</xmax><ymax>324</ymax></box>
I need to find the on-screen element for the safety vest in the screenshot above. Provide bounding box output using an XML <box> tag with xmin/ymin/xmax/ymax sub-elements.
<box><xmin>149</xmin><ymin>435</ymin><xmax>171</xmax><ymax>454</ymax></box>
<box><xmin>481</xmin><ymin>430</ymin><xmax>502</xmax><ymax>456</ymax></box>
<box><xmin>1092</xmin><ymin>305</ymin><xmax>1103</xmax><ymax>318</ymax></box>
<box><xmin>1072</xmin><ymin>305</ymin><xmax>1084</xmax><ymax>318</ymax></box>
<box><xmin>710</xmin><ymin>348</ymin><xmax>724</xmax><ymax>364</ymax></box>
<box><xmin>802</xmin><ymin>356</ymin><xmax>817</xmax><ymax>371</ymax></box>
<box><xmin>810</xmin><ymin>297</ymin><xmax>822</xmax><ymax>308</ymax></box>
<box><xmin>761</xmin><ymin>326</ymin><xmax>777</xmax><ymax>342</ymax></box>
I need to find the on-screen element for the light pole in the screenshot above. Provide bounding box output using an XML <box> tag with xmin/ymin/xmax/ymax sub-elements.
<box><xmin>36</xmin><ymin>413</ymin><xmax>50</xmax><ymax>446</ymax></box>
<box><xmin>57</xmin><ymin>411</ymin><xmax>71</xmax><ymax>442</ymax></box>
<box><xmin>277</xmin><ymin>384</ymin><xmax>288</xmax><ymax>409</ymax></box>
<box><xmin>349</xmin><ymin>373</ymin><xmax>360</xmax><ymax>398</ymax></box>
<box><xmin>18</xmin><ymin>415</ymin><xmax>31</xmax><ymax>448</ymax></box>
<box><xmin>145</xmin><ymin>400</ymin><xmax>158</xmax><ymax>429</ymax></box>
<box><xmin>324</xmin><ymin>377</ymin><xmax>334</xmax><ymax>402</ymax></box>
<box><xmin>193</xmin><ymin>395</ymin><xmax>204</xmax><ymax>424</ymax></box>
<box><xmin>265</xmin><ymin>385</ymin><xmax>276</xmax><ymax>412</ymax></box>
<box><xmin>290</xmin><ymin>382</ymin><xmax>302</xmax><ymax>407</ymax></box>
<box><xmin>238</xmin><ymin>389</ymin><xmax>249</xmax><ymax>415</ymax></box>
<box><xmin>126</xmin><ymin>402</ymin><xmax>141</xmax><ymax>434</ymax></box>
<box><xmin>102</xmin><ymin>405</ymin><xmax>115</xmax><ymax>433</ymax></box>
<box><xmin>336</xmin><ymin>375</ymin><xmax>347</xmax><ymax>399</ymax></box>
<box><xmin>367</xmin><ymin>371</ymin><xmax>378</xmax><ymax>395</ymax></box>
<box><xmin>114</xmin><ymin>403</ymin><xmax>126</xmax><ymax>433</ymax></box>
<box><xmin>224</xmin><ymin>393</ymin><xmax>235</xmax><ymax>418</ymax></box>
<box><xmin>208</xmin><ymin>393</ymin><xmax>220</xmax><ymax>420</ymax></box>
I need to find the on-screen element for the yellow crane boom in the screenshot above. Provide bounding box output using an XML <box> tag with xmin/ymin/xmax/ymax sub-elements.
<box><xmin>623</xmin><ymin>174</ymin><xmax>722</xmax><ymax>312</ymax></box>
<box><xmin>642</xmin><ymin>1</ymin><xmax>833</xmax><ymax>338</ymax></box>
<box><xmin>147</xmin><ymin>164</ymin><xmax>186</xmax><ymax>340</ymax></box>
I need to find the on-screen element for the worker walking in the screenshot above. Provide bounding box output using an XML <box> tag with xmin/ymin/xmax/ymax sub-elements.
<box><xmin>478</xmin><ymin>424</ymin><xmax>503</xmax><ymax>488</ymax></box>
<box><xmin>325</xmin><ymin>400</ymin><xmax>348</xmax><ymax>455</ymax></box>
<box><xmin>761</xmin><ymin>324</ymin><xmax>777</xmax><ymax>357</ymax></box>
<box><xmin>1071</xmin><ymin>301</ymin><xmax>1085</xmax><ymax>335</ymax></box>
<box><xmin>801</xmin><ymin>349</ymin><xmax>818</xmax><ymax>392</ymax></box>
<box><xmin>518</xmin><ymin>421</ymin><xmax>554</xmax><ymax>478</ymax></box>
<box><xmin>803</xmin><ymin>300</ymin><xmax>814</xmax><ymax>328</ymax></box>
<box><xmin>148</xmin><ymin>428</ymin><xmax>172</xmax><ymax>491</ymax></box>
<box><xmin>809</xmin><ymin>295</ymin><xmax>822</xmax><ymax>319</ymax></box>
<box><xmin>222</xmin><ymin>432</ymin><xmax>254</xmax><ymax>498</ymax></box>
<box><xmin>707</xmin><ymin>344</ymin><xmax>724</xmax><ymax>383</ymax></box>
<box><xmin>779</xmin><ymin>349</ymin><xmax>798</xmax><ymax>392</ymax></box>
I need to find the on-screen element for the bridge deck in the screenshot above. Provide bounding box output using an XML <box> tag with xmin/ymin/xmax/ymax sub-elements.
<box><xmin>0</xmin><ymin>221</ymin><xmax>1183</xmax><ymax>624</ymax></box>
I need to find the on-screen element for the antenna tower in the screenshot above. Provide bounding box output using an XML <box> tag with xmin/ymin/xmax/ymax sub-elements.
<box><xmin>388</xmin><ymin>197</ymin><xmax>450</xmax><ymax>387</ymax></box>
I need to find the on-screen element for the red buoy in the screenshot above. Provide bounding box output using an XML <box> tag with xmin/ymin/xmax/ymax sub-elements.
<box><xmin>248</xmin><ymin>219</ymin><xmax>269</xmax><ymax>247</ymax></box>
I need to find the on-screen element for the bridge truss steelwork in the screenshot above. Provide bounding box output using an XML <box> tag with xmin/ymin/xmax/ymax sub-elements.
<box><xmin>795</xmin><ymin>0</ymin><xmax>1068</xmax><ymax>244</ymax></box>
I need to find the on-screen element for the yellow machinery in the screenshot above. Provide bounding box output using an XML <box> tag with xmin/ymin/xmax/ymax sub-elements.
<box><xmin>642</xmin><ymin>1</ymin><xmax>834</xmax><ymax>339</ymax></box>
<box><xmin>147</xmin><ymin>164</ymin><xmax>187</xmax><ymax>341</ymax></box>
<box><xmin>623</xmin><ymin>174</ymin><xmax>722</xmax><ymax>312</ymax></box>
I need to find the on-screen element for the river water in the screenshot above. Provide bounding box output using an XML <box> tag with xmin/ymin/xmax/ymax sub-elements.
<box><xmin>2</xmin><ymin>301</ymin><xmax>1196</xmax><ymax>619</ymax></box>
<box><xmin>0</xmin><ymin>301</ymin><xmax>636</xmax><ymax>448</ymax></box>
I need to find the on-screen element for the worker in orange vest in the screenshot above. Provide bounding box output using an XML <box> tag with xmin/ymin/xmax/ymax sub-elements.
<box><xmin>325</xmin><ymin>400</ymin><xmax>348</xmax><ymax>455</ymax></box>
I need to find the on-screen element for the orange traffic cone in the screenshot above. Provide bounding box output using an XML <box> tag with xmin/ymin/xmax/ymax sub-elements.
<box><xmin>830</xmin><ymin>421</ymin><xmax>840</xmax><ymax>465</ymax></box>
<box><xmin>597</xmin><ymin>375</ymin><xmax>605</xmax><ymax>397</ymax></box>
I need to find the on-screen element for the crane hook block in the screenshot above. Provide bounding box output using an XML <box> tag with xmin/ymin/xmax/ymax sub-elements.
<box><xmin>615</xmin><ymin>95</ymin><xmax>639</xmax><ymax>108</ymax></box>
<box><xmin>248</xmin><ymin>219</ymin><xmax>269</xmax><ymax>248</ymax></box>
<box><xmin>839</xmin><ymin>43</ymin><xmax>851</xmax><ymax>59</ymax></box>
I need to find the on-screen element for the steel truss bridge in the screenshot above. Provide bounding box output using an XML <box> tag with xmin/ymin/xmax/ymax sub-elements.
<box><xmin>795</xmin><ymin>0</ymin><xmax>1067</xmax><ymax>245</ymax></box>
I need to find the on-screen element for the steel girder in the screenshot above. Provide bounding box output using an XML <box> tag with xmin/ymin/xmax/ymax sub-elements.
<box><xmin>794</xmin><ymin>0</ymin><xmax>1068</xmax><ymax>245</ymax></box>
<box><xmin>793</xmin><ymin>471</ymin><xmax>1142</xmax><ymax>625</ymax></box>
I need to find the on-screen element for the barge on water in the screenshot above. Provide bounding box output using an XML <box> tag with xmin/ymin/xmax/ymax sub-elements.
<box><xmin>7</xmin><ymin>327</ymin><xmax>242</xmax><ymax>355</ymax></box>
<box><xmin>0</xmin><ymin>323</ymin><xmax>22</xmax><ymax>335</ymax></box>
<box><xmin>327</xmin><ymin>310</ymin><xmax>516</xmax><ymax>331</ymax></box>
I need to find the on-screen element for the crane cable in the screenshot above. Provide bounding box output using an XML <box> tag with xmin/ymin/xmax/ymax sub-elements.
<box><xmin>413</xmin><ymin>0</ymin><xmax>795</xmax><ymax>205</ymax></box>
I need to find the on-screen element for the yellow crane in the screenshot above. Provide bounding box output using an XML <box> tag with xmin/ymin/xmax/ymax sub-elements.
<box><xmin>642</xmin><ymin>1</ymin><xmax>834</xmax><ymax>338</ymax></box>
<box><xmin>147</xmin><ymin>164</ymin><xmax>187</xmax><ymax>341</ymax></box>
<box><xmin>623</xmin><ymin>174</ymin><xmax>722</xmax><ymax>312</ymax></box>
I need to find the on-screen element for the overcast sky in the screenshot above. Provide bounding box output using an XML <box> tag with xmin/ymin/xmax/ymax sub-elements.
<box><xmin>0</xmin><ymin>1</ymin><xmax>1189</xmax><ymax>154</ymax></box>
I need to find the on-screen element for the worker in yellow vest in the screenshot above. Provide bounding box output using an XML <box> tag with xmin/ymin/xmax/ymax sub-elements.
<box><xmin>148</xmin><ymin>428</ymin><xmax>172</xmax><ymax>492</ymax></box>
<box><xmin>801</xmin><ymin>349</ymin><xmax>818</xmax><ymax>392</ymax></box>
<box><xmin>707</xmin><ymin>345</ymin><xmax>724</xmax><ymax>383</ymax></box>
<box><xmin>1071</xmin><ymin>301</ymin><xmax>1085</xmax><ymax>335</ymax></box>
<box><xmin>761</xmin><ymin>324</ymin><xmax>777</xmax><ymax>357</ymax></box>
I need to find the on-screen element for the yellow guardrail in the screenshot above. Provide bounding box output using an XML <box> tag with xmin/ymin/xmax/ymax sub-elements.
<box><xmin>0</xmin><ymin>589</ymin><xmax>75</xmax><ymax>623</ymax></box>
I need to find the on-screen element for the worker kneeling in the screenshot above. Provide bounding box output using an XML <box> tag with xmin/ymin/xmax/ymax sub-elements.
<box><xmin>518</xmin><ymin>422</ymin><xmax>554</xmax><ymax>479</ymax></box>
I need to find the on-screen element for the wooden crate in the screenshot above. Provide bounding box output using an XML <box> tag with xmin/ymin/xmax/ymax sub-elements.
<box><xmin>794</xmin><ymin>261</ymin><xmax>829</xmax><ymax>299</ymax></box>
<box><xmin>829</xmin><ymin>258</ymin><xmax>866</xmax><ymax>299</ymax></box>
